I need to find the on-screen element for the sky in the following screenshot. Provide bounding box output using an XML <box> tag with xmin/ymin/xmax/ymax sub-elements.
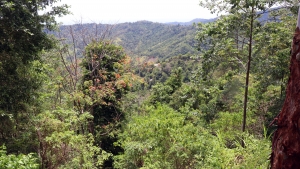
<box><xmin>54</xmin><ymin>0</ymin><xmax>216</xmax><ymax>25</ymax></box>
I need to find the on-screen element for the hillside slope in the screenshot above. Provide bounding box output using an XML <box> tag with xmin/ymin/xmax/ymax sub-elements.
<box><xmin>111</xmin><ymin>21</ymin><xmax>199</xmax><ymax>58</ymax></box>
<box><xmin>58</xmin><ymin>20</ymin><xmax>204</xmax><ymax>58</ymax></box>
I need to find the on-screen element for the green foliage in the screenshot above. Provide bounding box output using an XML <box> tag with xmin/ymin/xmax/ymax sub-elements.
<box><xmin>129</xmin><ymin>54</ymin><xmax>199</xmax><ymax>92</ymax></box>
<box><xmin>72</xmin><ymin>3</ymin><xmax>296</xmax><ymax>167</ymax></box>
<box><xmin>205</xmin><ymin>111</ymin><xmax>271</xmax><ymax>169</ymax></box>
<box><xmin>0</xmin><ymin>59</ymin><xmax>44</xmax><ymax>153</ymax></box>
<box><xmin>0</xmin><ymin>145</ymin><xmax>39</xmax><ymax>169</ymax></box>
<box><xmin>148</xmin><ymin>68</ymin><xmax>183</xmax><ymax>104</ymax></box>
<box><xmin>200</xmin><ymin>132</ymin><xmax>271</xmax><ymax>169</ymax></box>
<box><xmin>114</xmin><ymin>104</ymin><xmax>210</xmax><ymax>169</ymax></box>
<box><xmin>196</xmin><ymin>15</ymin><xmax>247</xmax><ymax>77</ymax></box>
<box><xmin>36</xmin><ymin>109</ymin><xmax>110</xmax><ymax>168</ymax></box>
<box><xmin>0</xmin><ymin>0</ymin><xmax>69</xmax><ymax>61</ymax></box>
<box><xmin>149</xmin><ymin>83</ymin><xmax>173</xmax><ymax>104</ymax></box>
<box><xmin>113</xmin><ymin>21</ymin><xmax>198</xmax><ymax>58</ymax></box>
<box><xmin>0</xmin><ymin>0</ymin><xmax>296</xmax><ymax>167</ymax></box>
<box><xmin>196</xmin><ymin>0</ymin><xmax>293</xmax><ymax>134</ymax></box>
<box><xmin>81</xmin><ymin>41</ymin><xmax>134</xmax><ymax>167</ymax></box>
<box><xmin>251</xmin><ymin>8</ymin><xmax>295</xmax><ymax>128</ymax></box>
<box><xmin>0</xmin><ymin>0</ymin><xmax>69</xmax><ymax>154</ymax></box>
<box><xmin>115</xmin><ymin>104</ymin><xmax>271</xmax><ymax>168</ymax></box>
<box><xmin>81</xmin><ymin>40</ymin><xmax>130</xmax><ymax>128</ymax></box>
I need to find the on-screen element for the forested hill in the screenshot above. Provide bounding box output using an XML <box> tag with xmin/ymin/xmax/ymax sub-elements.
<box><xmin>58</xmin><ymin>19</ymin><xmax>209</xmax><ymax>58</ymax></box>
<box><xmin>111</xmin><ymin>21</ymin><xmax>198</xmax><ymax>58</ymax></box>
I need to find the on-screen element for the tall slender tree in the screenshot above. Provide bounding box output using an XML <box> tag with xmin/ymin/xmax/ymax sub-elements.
<box><xmin>198</xmin><ymin>0</ymin><xmax>283</xmax><ymax>133</ymax></box>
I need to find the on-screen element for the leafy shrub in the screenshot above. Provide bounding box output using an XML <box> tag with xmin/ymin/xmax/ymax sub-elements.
<box><xmin>0</xmin><ymin>145</ymin><xmax>39</xmax><ymax>169</ymax></box>
<box><xmin>114</xmin><ymin>104</ymin><xmax>213</xmax><ymax>168</ymax></box>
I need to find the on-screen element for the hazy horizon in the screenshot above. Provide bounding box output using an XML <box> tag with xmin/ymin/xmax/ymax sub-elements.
<box><xmin>57</xmin><ymin>18</ymin><xmax>216</xmax><ymax>26</ymax></box>
<box><xmin>54</xmin><ymin>0</ymin><xmax>216</xmax><ymax>25</ymax></box>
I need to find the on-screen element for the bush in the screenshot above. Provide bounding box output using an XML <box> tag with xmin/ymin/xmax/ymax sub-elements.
<box><xmin>0</xmin><ymin>145</ymin><xmax>39</xmax><ymax>169</ymax></box>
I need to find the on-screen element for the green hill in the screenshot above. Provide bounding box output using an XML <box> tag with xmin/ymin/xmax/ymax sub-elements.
<box><xmin>111</xmin><ymin>21</ymin><xmax>199</xmax><ymax>58</ymax></box>
<box><xmin>58</xmin><ymin>20</ymin><xmax>202</xmax><ymax>58</ymax></box>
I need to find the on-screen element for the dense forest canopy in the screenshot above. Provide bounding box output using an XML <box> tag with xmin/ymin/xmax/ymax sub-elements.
<box><xmin>0</xmin><ymin>0</ymin><xmax>299</xmax><ymax>168</ymax></box>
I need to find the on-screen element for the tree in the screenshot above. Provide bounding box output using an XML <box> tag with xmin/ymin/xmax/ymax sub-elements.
<box><xmin>36</xmin><ymin>109</ymin><xmax>110</xmax><ymax>169</ymax></box>
<box><xmin>81</xmin><ymin>41</ymin><xmax>133</xmax><ymax>167</ymax></box>
<box><xmin>148</xmin><ymin>67</ymin><xmax>183</xmax><ymax>105</ymax></box>
<box><xmin>270</xmin><ymin>5</ymin><xmax>300</xmax><ymax>169</ymax></box>
<box><xmin>197</xmin><ymin>0</ymin><xmax>284</xmax><ymax>133</ymax></box>
<box><xmin>0</xmin><ymin>0</ymin><xmax>68</xmax><ymax>153</ymax></box>
<box><xmin>34</xmin><ymin>23</ymin><xmax>124</xmax><ymax>168</ymax></box>
<box><xmin>252</xmin><ymin>8</ymin><xmax>295</xmax><ymax>132</ymax></box>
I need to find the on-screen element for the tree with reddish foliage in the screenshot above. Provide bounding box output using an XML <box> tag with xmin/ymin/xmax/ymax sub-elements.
<box><xmin>270</xmin><ymin>6</ymin><xmax>300</xmax><ymax>169</ymax></box>
<box><xmin>81</xmin><ymin>41</ymin><xmax>133</xmax><ymax>167</ymax></box>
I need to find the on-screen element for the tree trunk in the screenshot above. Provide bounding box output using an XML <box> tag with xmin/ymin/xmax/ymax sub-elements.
<box><xmin>270</xmin><ymin>7</ymin><xmax>300</xmax><ymax>168</ymax></box>
<box><xmin>242</xmin><ymin>6</ymin><xmax>254</xmax><ymax>133</ymax></box>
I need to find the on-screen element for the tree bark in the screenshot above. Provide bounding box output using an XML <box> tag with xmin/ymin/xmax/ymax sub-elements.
<box><xmin>270</xmin><ymin>25</ymin><xmax>300</xmax><ymax>169</ymax></box>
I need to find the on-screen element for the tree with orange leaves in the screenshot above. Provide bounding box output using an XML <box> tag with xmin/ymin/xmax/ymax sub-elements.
<box><xmin>81</xmin><ymin>41</ymin><xmax>131</xmax><ymax>167</ymax></box>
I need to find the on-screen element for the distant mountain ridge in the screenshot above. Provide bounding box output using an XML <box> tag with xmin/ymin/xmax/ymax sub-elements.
<box><xmin>165</xmin><ymin>18</ymin><xmax>217</xmax><ymax>25</ymax></box>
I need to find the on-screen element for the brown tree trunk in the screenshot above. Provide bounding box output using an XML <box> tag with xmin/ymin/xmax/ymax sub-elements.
<box><xmin>242</xmin><ymin>6</ymin><xmax>255</xmax><ymax>134</ymax></box>
<box><xmin>270</xmin><ymin>23</ymin><xmax>300</xmax><ymax>168</ymax></box>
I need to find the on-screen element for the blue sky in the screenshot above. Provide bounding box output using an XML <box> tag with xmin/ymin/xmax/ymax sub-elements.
<box><xmin>55</xmin><ymin>0</ymin><xmax>216</xmax><ymax>24</ymax></box>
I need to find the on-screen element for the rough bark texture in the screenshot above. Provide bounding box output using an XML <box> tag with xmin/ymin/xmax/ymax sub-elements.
<box><xmin>270</xmin><ymin>27</ymin><xmax>300</xmax><ymax>169</ymax></box>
